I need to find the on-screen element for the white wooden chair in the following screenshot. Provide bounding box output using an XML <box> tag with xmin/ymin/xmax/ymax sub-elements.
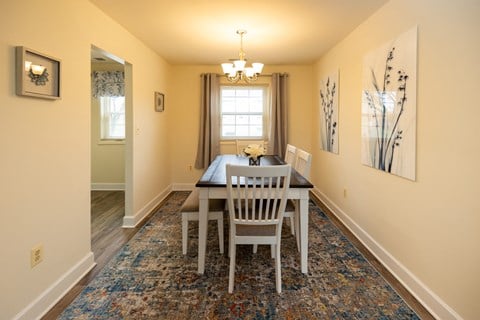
<box><xmin>226</xmin><ymin>164</ymin><xmax>291</xmax><ymax>293</ymax></box>
<box><xmin>235</xmin><ymin>139</ymin><xmax>265</xmax><ymax>155</ymax></box>
<box><xmin>284</xmin><ymin>144</ymin><xmax>297</xmax><ymax>166</ymax></box>
<box><xmin>290</xmin><ymin>148</ymin><xmax>312</xmax><ymax>249</ymax></box>
<box><xmin>294</xmin><ymin>148</ymin><xmax>312</xmax><ymax>179</ymax></box>
<box><xmin>283</xmin><ymin>144</ymin><xmax>297</xmax><ymax>234</ymax></box>
<box><xmin>181</xmin><ymin>188</ymin><xmax>225</xmax><ymax>255</ymax></box>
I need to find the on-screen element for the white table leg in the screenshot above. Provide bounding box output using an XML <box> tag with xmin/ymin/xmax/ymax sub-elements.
<box><xmin>198</xmin><ymin>188</ymin><xmax>209</xmax><ymax>274</ymax></box>
<box><xmin>294</xmin><ymin>200</ymin><xmax>300</xmax><ymax>251</ymax></box>
<box><xmin>299</xmin><ymin>195</ymin><xmax>309</xmax><ymax>274</ymax></box>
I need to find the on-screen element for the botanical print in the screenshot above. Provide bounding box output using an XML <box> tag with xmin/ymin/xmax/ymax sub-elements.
<box><xmin>361</xmin><ymin>27</ymin><xmax>417</xmax><ymax>180</ymax></box>
<box><xmin>319</xmin><ymin>70</ymin><xmax>339</xmax><ymax>154</ymax></box>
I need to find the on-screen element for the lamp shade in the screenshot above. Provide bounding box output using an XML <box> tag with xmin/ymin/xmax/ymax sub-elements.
<box><xmin>244</xmin><ymin>67</ymin><xmax>255</xmax><ymax>77</ymax></box>
<box><xmin>233</xmin><ymin>60</ymin><xmax>246</xmax><ymax>71</ymax></box>
<box><xmin>222</xmin><ymin>63</ymin><xmax>233</xmax><ymax>74</ymax></box>
<box><xmin>252</xmin><ymin>63</ymin><xmax>264</xmax><ymax>74</ymax></box>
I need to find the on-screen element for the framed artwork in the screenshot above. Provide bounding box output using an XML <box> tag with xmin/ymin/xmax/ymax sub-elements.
<box><xmin>319</xmin><ymin>70</ymin><xmax>339</xmax><ymax>154</ymax></box>
<box><xmin>361</xmin><ymin>26</ymin><xmax>417</xmax><ymax>180</ymax></box>
<box><xmin>16</xmin><ymin>46</ymin><xmax>61</xmax><ymax>99</ymax></box>
<box><xmin>155</xmin><ymin>91</ymin><xmax>164</xmax><ymax>112</ymax></box>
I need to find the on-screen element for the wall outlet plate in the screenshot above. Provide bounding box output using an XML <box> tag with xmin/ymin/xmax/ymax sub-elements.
<box><xmin>31</xmin><ymin>244</ymin><xmax>44</xmax><ymax>268</ymax></box>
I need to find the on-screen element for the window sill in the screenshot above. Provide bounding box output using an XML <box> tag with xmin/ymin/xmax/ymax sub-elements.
<box><xmin>97</xmin><ymin>139</ymin><xmax>125</xmax><ymax>145</ymax></box>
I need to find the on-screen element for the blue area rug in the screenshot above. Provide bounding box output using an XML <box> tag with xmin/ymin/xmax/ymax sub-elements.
<box><xmin>59</xmin><ymin>191</ymin><xmax>419</xmax><ymax>319</ymax></box>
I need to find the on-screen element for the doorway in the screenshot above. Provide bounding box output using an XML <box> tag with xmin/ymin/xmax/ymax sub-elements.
<box><xmin>90</xmin><ymin>46</ymin><xmax>132</xmax><ymax>246</ymax></box>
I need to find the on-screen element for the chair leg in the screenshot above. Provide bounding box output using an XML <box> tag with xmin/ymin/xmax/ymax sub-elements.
<box><xmin>253</xmin><ymin>244</ymin><xmax>258</xmax><ymax>253</ymax></box>
<box><xmin>228</xmin><ymin>239</ymin><xmax>236</xmax><ymax>293</ymax></box>
<box><xmin>275</xmin><ymin>241</ymin><xmax>282</xmax><ymax>293</ymax></box>
<box><xmin>182</xmin><ymin>213</ymin><xmax>188</xmax><ymax>255</ymax></box>
<box><xmin>294</xmin><ymin>207</ymin><xmax>300</xmax><ymax>252</ymax></box>
<box><xmin>228</xmin><ymin>225</ymin><xmax>233</xmax><ymax>258</ymax></box>
<box><xmin>217</xmin><ymin>216</ymin><xmax>224</xmax><ymax>254</ymax></box>
<box><xmin>289</xmin><ymin>216</ymin><xmax>295</xmax><ymax>235</ymax></box>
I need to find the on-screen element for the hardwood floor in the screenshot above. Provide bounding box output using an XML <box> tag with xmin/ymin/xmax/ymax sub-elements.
<box><xmin>42</xmin><ymin>190</ymin><xmax>161</xmax><ymax>320</ymax></box>
<box><xmin>42</xmin><ymin>191</ymin><xmax>434</xmax><ymax>319</ymax></box>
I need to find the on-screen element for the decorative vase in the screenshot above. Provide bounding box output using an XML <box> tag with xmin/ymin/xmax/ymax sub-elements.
<box><xmin>249</xmin><ymin>157</ymin><xmax>261</xmax><ymax>166</ymax></box>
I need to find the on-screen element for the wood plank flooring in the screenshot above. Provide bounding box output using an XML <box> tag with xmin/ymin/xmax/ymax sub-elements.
<box><xmin>42</xmin><ymin>191</ymin><xmax>434</xmax><ymax>319</ymax></box>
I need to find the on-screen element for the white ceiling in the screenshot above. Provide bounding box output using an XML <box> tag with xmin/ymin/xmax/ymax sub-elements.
<box><xmin>89</xmin><ymin>0</ymin><xmax>388</xmax><ymax>65</ymax></box>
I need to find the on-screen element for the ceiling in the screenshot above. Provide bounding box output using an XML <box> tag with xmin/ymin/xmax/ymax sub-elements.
<box><xmin>89</xmin><ymin>0</ymin><xmax>388</xmax><ymax>65</ymax></box>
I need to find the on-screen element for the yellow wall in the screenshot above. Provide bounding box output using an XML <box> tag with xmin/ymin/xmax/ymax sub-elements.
<box><xmin>168</xmin><ymin>65</ymin><xmax>313</xmax><ymax>184</ymax></box>
<box><xmin>311</xmin><ymin>0</ymin><xmax>479</xmax><ymax>319</ymax></box>
<box><xmin>0</xmin><ymin>1</ymin><xmax>170</xmax><ymax>319</ymax></box>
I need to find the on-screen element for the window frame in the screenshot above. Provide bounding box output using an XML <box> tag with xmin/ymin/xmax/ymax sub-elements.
<box><xmin>99</xmin><ymin>96</ymin><xmax>126</xmax><ymax>143</ymax></box>
<box><xmin>219</xmin><ymin>84</ymin><xmax>270</xmax><ymax>140</ymax></box>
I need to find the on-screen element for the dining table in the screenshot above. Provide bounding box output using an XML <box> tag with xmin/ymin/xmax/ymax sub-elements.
<box><xmin>195</xmin><ymin>154</ymin><xmax>314</xmax><ymax>274</ymax></box>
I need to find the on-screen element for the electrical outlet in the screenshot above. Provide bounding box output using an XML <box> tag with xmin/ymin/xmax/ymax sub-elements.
<box><xmin>188</xmin><ymin>165</ymin><xmax>193</xmax><ymax>171</ymax></box>
<box><xmin>31</xmin><ymin>244</ymin><xmax>44</xmax><ymax>268</ymax></box>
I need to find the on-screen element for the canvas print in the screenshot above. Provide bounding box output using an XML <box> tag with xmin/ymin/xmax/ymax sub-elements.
<box><xmin>319</xmin><ymin>70</ymin><xmax>339</xmax><ymax>154</ymax></box>
<box><xmin>361</xmin><ymin>26</ymin><xmax>417</xmax><ymax>180</ymax></box>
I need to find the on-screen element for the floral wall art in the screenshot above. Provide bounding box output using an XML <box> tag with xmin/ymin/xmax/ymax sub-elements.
<box><xmin>319</xmin><ymin>70</ymin><xmax>339</xmax><ymax>154</ymax></box>
<box><xmin>361</xmin><ymin>27</ymin><xmax>417</xmax><ymax>180</ymax></box>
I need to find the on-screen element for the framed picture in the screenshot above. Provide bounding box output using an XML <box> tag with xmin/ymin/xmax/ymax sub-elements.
<box><xmin>16</xmin><ymin>46</ymin><xmax>61</xmax><ymax>99</ymax></box>
<box><xmin>319</xmin><ymin>70</ymin><xmax>339</xmax><ymax>154</ymax></box>
<box><xmin>155</xmin><ymin>91</ymin><xmax>164</xmax><ymax>112</ymax></box>
<box><xmin>361</xmin><ymin>26</ymin><xmax>417</xmax><ymax>181</ymax></box>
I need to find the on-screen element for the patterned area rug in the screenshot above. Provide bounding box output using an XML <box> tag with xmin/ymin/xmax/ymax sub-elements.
<box><xmin>59</xmin><ymin>192</ymin><xmax>419</xmax><ymax>319</ymax></box>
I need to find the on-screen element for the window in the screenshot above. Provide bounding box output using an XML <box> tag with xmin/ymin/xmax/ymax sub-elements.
<box><xmin>100</xmin><ymin>96</ymin><xmax>125</xmax><ymax>140</ymax></box>
<box><xmin>220</xmin><ymin>86</ymin><xmax>268</xmax><ymax>139</ymax></box>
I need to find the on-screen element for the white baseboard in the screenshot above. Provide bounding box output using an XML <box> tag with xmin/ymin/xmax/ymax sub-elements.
<box><xmin>311</xmin><ymin>188</ymin><xmax>462</xmax><ymax>320</ymax></box>
<box><xmin>122</xmin><ymin>185</ymin><xmax>172</xmax><ymax>228</ymax></box>
<box><xmin>91</xmin><ymin>183</ymin><xmax>125</xmax><ymax>191</ymax></box>
<box><xmin>13</xmin><ymin>252</ymin><xmax>95</xmax><ymax>320</ymax></box>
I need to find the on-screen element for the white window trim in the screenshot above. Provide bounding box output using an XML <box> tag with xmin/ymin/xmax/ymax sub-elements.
<box><xmin>219</xmin><ymin>84</ymin><xmax>270</xmax><ymax>140</ymax></box>
<box><xmin>97</xmin><ymin>139</ymin><xmax>125</xmax><ymax>145</ymax></box>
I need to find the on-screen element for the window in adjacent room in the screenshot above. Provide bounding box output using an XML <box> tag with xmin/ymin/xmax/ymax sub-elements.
<box><xmin>220</xmin><ymin>85</ymin><xmax>268</xmax><ymax>139</ymax></box>
<box><xmin>100</xmin><ymin>96</ymin><xmax>125</xmax><ymax>140</ymax></box>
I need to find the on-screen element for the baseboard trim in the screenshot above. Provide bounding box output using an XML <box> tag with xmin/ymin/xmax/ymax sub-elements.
<box><xmin>91</xmin><ymin>183</ymin><xmax>125</xmax><ymax>191</ymax></box>
<box><xmin>13</xmin><ymin>252</ymin><xmax>95</xmax><ymax>320</ymax></box>
<box><xmin>311</xmin><ymin>188</ymin><xmax>461</xmax><ymax>320</ymax></box>
<box><xmin>122</xmin><ymin>185</ymin><xmax>172</xmax><ymax>228</ymax></box>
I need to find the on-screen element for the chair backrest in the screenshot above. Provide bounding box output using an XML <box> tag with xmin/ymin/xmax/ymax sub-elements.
<box><xmin>236</xmin><ymin>139</ymin><xmax>265</xmax><ymax>155</ymax></box>
<box><xmin>226</xmin><ymin>164</ymin><xmax>291</xmax><ymax>226</ymax></box>
<box><xmin>294</xmin><ymin>148</ymin><xmax>312</xmax><ymax>179</ymax></box>
<box><xmin>284</xmin><ymin>144</ymin><xmax>297</xmax><ymax>166</ymax></box>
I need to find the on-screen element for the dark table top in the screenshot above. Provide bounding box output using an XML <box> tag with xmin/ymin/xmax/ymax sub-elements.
<box><xmin>196</xmin><ymin>154</ymin><xmax>314</xmax><ymax>188</ymax></box>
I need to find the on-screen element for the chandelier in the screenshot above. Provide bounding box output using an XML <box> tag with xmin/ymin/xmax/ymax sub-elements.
<box><xmin>221</xmin><ymin>30</ymin><xmax>264</xmax><ymax>83</ymax></box>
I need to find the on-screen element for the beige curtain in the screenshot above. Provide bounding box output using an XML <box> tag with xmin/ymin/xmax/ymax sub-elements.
<box><xmin>194</xmin><ymin>73</ymin><xmax>220</xmax><ymax>169</ymax></box>
<box><xmin>269</xmin><ymin>73</ymin><xmax>289</xmax><ymax>157</ymax></box>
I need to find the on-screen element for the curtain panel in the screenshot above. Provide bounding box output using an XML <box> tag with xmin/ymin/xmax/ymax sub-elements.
<box><xmin>194</xmin><ymin>73</ymin><xmax>220</xmax><ymax>169</ymax></box>
<box><xmin>91</xmin><ymin>71</ymin><xmax>125</xmax><ymax>98</ymax></box>
<box><xmin>269</xmin><ymin>73</ymin><xmax>289</xmax><ymax>157</ymax></box>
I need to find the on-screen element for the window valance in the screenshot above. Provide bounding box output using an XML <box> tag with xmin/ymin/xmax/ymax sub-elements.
<box><xmin>91</xmin><ymin>71</ymin><xmax>124</xmax><ymax>98</ymax></box>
